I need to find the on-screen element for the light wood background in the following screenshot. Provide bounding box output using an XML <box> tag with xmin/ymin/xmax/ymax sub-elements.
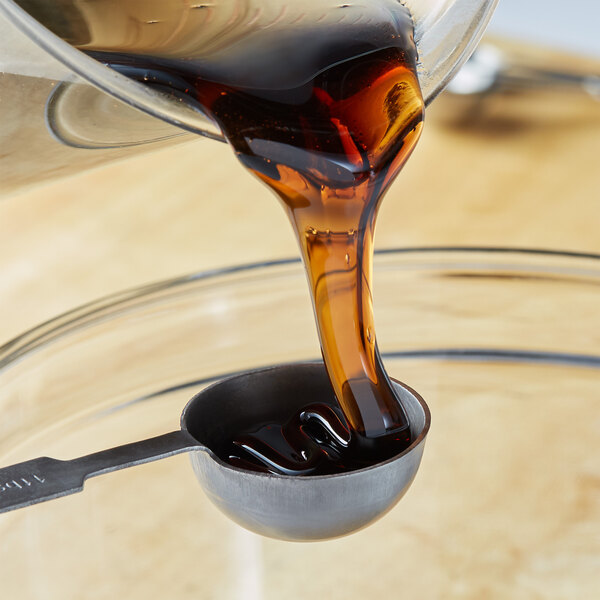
<box><xmin>1</xmin><ymin>39</ymin><xmax>599</xmax><ymax>343</ymax></box>
<box><xmin>0</xmin><ymin>40</ymin><xmax>599</xmax><ymax>600</ymax></box>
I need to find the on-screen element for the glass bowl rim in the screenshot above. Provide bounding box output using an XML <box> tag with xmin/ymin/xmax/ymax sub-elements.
<box><xmin>3</xmin><ymin>245</ymin><xmax>600</xmax><ymax>373</ymax></box>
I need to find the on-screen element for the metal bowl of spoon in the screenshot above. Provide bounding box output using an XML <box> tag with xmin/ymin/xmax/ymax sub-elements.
<box><xmin>0</xmin><ymin>362</ymin><xmax>429</xmax><ymax>542</ymax></box>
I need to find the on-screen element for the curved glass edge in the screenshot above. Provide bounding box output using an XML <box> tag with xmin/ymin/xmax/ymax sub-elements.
<box><xmin>0</xmin><ymin>0</ymin><xmax>225</xmax><ymax>140</ymax></box>
<box><xmin>1</xmin><ymin>0</ymin><xmax>497</xmax><ymax>132</ymax></box>
<box><xmin>2</xmin><ymin>246</ymin><xmax>600</xmax><ymax>371</ymax></box>
<box><xmin>44</xmin><ymin>81</ymin><xmax>189</xmax><ymax>150</ymax></box>
<box><xmin>97</xmin><ymin>345</ymin><xmax>600</xmax><ymax>422</ymax></box>
<box><xmin>405</xmin><ymin>0</ymin><xmax>500</xmax><ymax>105</ymax></box>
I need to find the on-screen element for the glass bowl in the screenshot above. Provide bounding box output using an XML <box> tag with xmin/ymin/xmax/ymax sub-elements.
<box><xmin>0</xmin><ymin>247</ymin><xmax>598</xmax><ymax>599</ymax></box>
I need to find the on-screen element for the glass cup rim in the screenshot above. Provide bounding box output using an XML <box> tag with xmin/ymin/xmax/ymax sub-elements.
<box><xmin>0</xmin><ymin>0</ymin><xmax>499</xmax><ymax>135</ymax></box>
<box><xmin>0</xmin><ymin>0</ymin><xmax>223</xmax><ymax>138</ymax></box>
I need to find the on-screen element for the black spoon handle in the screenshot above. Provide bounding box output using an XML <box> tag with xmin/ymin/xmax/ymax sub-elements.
<box><xmin>0</xmin><ymin>430</ymin><xmax>199</xmax><ymax>515</ymax></box>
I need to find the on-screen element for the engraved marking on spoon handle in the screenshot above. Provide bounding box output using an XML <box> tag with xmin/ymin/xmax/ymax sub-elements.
<box><xmin>0</xmin><ymin>430</ymin><xmax>199</xmax><ymax>515</ymax></box>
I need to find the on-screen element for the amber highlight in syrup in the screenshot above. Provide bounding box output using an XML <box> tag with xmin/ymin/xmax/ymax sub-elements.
<box><xmin>74</xmin><ymin>2</ymin><xmax>424</xmax><ymax>474</ymax></box>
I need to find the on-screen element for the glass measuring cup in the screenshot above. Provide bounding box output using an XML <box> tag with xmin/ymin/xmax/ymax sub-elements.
<box><xmin>0</xmin><ymin>0</ymin><xmax>498</xmax><ymax>195</ymax></box>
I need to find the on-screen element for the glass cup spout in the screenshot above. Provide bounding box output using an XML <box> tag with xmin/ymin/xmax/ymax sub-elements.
<box><xmin>0</xmin><ymin>0</ymin><xmax>497</xmax><ymax>195</ymax></box>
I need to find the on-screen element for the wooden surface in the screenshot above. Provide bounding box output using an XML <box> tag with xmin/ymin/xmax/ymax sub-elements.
<box><xmin>1</xmin><ymin>39</ymin><xmax>599</xmax><ymax>344</ymax></box>
<box><xmin>0</xmin><ymin>39</ymin><xmax>599</xmax><ymax>599</ymax></box>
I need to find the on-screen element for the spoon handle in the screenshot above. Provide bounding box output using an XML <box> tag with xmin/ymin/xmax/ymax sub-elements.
<box><xmin>0</xmin><ymin>430</ymin><xmax>199</xmax><ymax>515</ymax></box>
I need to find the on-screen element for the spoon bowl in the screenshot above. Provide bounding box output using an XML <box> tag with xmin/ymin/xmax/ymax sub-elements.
<box><xmin>185</xmin><ymin>363</ymin><xmax>430</xmax><ymax>541</ymax></box>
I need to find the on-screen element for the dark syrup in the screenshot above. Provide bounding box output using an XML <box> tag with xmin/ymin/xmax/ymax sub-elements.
<box><xmin>50</xmin><ymin>1</ymin><xmax>425</xmax><ymax>474</ymax></box>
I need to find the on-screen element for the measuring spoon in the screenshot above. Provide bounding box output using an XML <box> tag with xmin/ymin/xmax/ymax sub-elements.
<box><xmin>0</xmin><ymin>362</ymin><xmax>430</xmax><ymax>541</ymax></box>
